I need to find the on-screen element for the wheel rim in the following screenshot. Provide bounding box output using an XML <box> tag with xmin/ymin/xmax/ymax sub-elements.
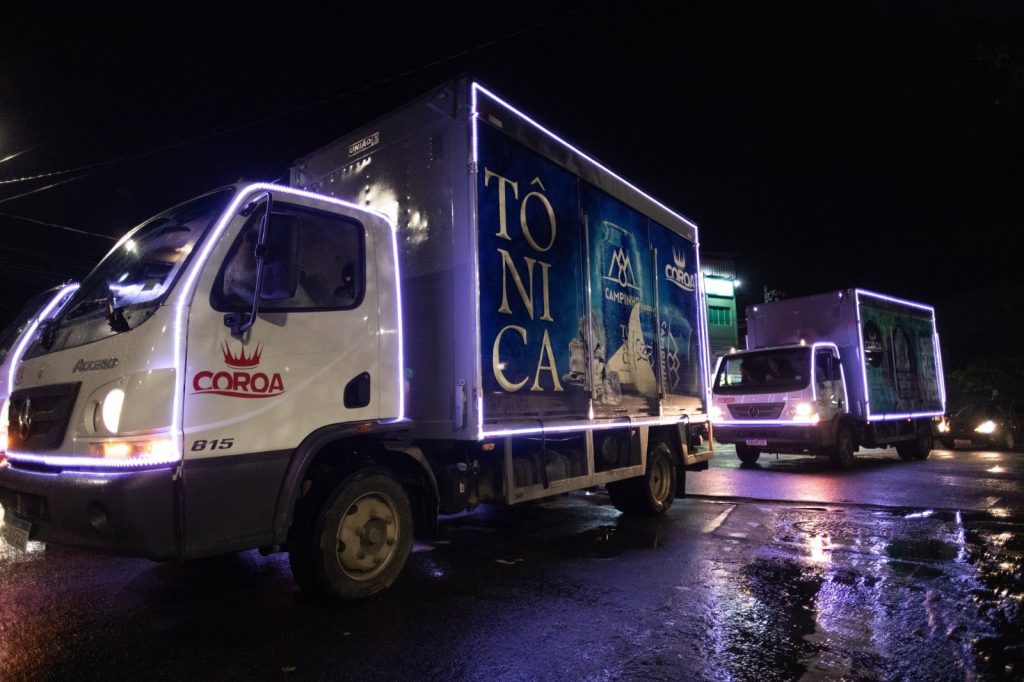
<box><xmin>334</xmin><ymin>491</ymin><xmax>401</xmax><ymax>581</ymax></box>
<box><xmin>649</xmin><ymin>455</ymin><xmax>673</xmax><ymax>504</ymax></box>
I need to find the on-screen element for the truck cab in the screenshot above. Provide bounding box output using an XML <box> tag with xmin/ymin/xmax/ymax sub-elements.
<box><xmin>711</xmin><ymin>342</ymin><xmax>852</xmax><ymax>464</ymax></box>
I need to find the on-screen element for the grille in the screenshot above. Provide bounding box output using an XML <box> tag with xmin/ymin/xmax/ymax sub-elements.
<box><xmin>727</xmin><ymin>402</ymin><xmax>785</xmax><ymax>419</ymax></box>
<box><xmin>6</xmin><ymin>382</ymin><xmax>81</xmax><ymax>451</ymax></box>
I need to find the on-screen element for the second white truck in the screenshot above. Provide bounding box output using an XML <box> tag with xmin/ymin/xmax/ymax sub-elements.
<box><xmin>711</xmin><ymin>289</ymin><xmax>946</xmax><ymax>467</ymax></box>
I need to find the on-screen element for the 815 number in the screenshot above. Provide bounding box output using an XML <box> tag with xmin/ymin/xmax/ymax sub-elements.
<box><xmin>191</xmin><ymin>438</ymin><xmax>235</xmax><ymax>451</ymax></box>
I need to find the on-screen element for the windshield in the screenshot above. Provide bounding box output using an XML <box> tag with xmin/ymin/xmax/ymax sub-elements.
<box><xmin>25</xmin><ymin>189</ymin><xmax>234</xmax><ymax>358</ymax></box>
<box><xmin>955</xmin><ymin>403</ymin><xmax>1007</xmax><ymax>422</ymax></box>
<box><xmin>0</xmin><ymin>287</ymin><xmax>62</xmax><ymax>366</ymax></box>
<box><xmin>714</xmin><ymin>347</ymin><xmax>811</xmax><ymax>394</ymax></box>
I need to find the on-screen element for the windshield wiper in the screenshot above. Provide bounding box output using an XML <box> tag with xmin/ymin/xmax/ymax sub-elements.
<box><xmin>105</xmin><ymin>285</ymin><xmax>131</xmax><ymax>333</ymax></box>
<box><xmin>38</xmin><ymin>318</ymin><xmax>60</xmax><ymax>350</ymax></box>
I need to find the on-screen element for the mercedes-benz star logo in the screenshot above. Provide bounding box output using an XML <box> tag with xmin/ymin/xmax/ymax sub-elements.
<box><xmin>748</xmin><ymin>406</ymin><xmax>760</xmax><ymax>418</ymax></box>
<box><xmin>16</xmin><ymin>398</ymin><xmax>33</xmax><ymax>441</ymax></box>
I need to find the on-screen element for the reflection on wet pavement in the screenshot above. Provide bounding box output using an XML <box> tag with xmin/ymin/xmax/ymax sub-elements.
<box><xmin>701</xmin><ymin>503</ymin><xmax>1023</xmax><ymax>680</ymax></box>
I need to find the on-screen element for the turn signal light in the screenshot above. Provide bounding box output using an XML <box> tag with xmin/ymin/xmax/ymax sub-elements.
<box><xmin>90</xmin><ymin>438</ymin><xmax>178</xmax><ymax>459</ymax></box>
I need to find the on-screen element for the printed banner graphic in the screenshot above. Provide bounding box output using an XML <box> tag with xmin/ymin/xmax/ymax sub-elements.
<box><xmin>860</xmin><ymin>303</ymin><xmax>941</xmax><ymax>414</ymax></box>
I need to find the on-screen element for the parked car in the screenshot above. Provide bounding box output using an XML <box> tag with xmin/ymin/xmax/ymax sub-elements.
<box><xmin>939</xmin><ymin>401</ymin><xmax>1023</xmax><ymax>451</ymax></box>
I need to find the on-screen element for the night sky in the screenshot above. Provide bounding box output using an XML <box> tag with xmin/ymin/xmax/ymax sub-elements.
<box><xmin>1</xmin><ymin>2</ymin><xmax>1022</xmax><ymax>371</ymax></box>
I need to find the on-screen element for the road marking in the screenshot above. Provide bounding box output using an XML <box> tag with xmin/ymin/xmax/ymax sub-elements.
<box><xmin>702</xmin><ymin>505</ymin><xmax>735</xmax><ymax>534</ymax></box>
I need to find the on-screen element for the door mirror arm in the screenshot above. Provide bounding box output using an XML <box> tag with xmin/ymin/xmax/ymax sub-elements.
<box><xmin>225</xmin><ymin>192</ymin><xmax>273</xmax><ymax>338</ymax></box>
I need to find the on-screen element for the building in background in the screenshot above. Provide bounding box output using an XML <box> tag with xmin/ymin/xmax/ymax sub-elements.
<box><xmin>702</xmin><ymin>256</ymin><xmax>740</xmax><ymax>365</ymax></box>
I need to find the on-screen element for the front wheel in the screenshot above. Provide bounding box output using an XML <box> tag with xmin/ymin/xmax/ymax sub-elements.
<box><xmin>735</xmin><ymin>443</ymin><xmax>761</xmax><ymax>465</ymax></box>
<box><xmin>607</xmin><ymin>443</ymin><xmax>677</xmax><ymax>515</ymax></box>
<box><xmin>830</xmin><ymin>425</ymin><xmax>856</xmax><ymax>468</ymax></box>
<box><xmin>289</xmin><ymin>468</ymin><xmax>413</xmax><ymax>603</ymax></box>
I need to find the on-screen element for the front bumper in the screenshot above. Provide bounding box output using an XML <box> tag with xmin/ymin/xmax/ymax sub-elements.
<box><xmin>713</xmin><ymin>421</ymin><xmax>835</xmax><ymax>453</ymax></box>
<box><xmin>0</xmin><ymin>460</ymin><xmax>177</xmax><ymax>559</ymax></box>
<box><xmin>942</xmin><ymin>432</ymin><xmax>999</xmax><ymax>449</ymax></box>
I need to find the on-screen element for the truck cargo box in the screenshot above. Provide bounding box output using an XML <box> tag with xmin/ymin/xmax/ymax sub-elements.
<box><xmin>746</xmin><ymin>289</ymin><xmax>945</xmax><ymax>421</ymax></box>
<box><xmin>291</xmin><ymin>80</ymin><xmax>710</xmax><ymax>440</ymax></box>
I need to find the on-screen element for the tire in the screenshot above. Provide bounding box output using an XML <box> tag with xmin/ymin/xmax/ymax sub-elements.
<box><xmin>830</xmin><ymin>424</ymin><xmax>856</xmax><ymax>468</ymax></box>
<box><xmin>914</xmin><ymin>429</ymin><xmax>933</xmax><ymax>460</ymax></box>
<box><xmin>897</xmin><ymin>427</ymin><xmax>933</xmax><ymax>461</ymax></box>
<box><xmin>289</xmin><ymin>468</ymin><xmax>413</xmax><ymax>603</ymax></box>
<box><xmin>607</xmin><ymin>443</ymin><xmax>677</xmax><ymax>516</ymax></box>
<box><xmin>735</xmin><ymin>443</ymin><xmax>760</xmax><ymax>465</ymax></box>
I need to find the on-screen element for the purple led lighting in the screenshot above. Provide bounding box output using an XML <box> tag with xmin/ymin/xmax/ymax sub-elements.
<box><xmin>172</xmin><ymin>183</ymin><xmax>396</xmax><ymax>448</ymax></box>
<box><xmin>471</xmin><ymin>84</ymin><xmax>699</xmax><ymax>232</ymax></box>
<box><xmin>714</xmin><ymin>418</ymin><xmax>821</xmax><ymax>427</ymax></box>
<box><xmin>855</xmin><ymin>288</ymin><xmax>936</xmax><ymax>313</ymax></box>
<box><xmin>933</xmin><ymin>331</ymin><xmax>948</xmax><ymax>408</ymax></box>
<box><xmin>389</xmin><ymin>213</ymin><xmax>406</xmax><ymax>421</ymax></box>
<box><xmin>6</xmin><ymin>283</ymin><xmax>79</xmax><ymax>392</ymax></box>
<box><xmin>5</xmin><ymin>451</ymin><xmax>177</xmax><ymax>469</ymax></box>
<box><xmin>867</xmin><ymin>411</ymin><xmax>945</xmax><ymax>422</ymax></box>
<box><xmin>470</xmin><ymin>82</ymin><xmax>707</xmax><ymax>433</ymax></box>
<box><xmin>810</xmin><ymin>341</ymin><xmax>849</xmax><ymax>412</ymax></box>
<box><xmin>854</xmin><ymin>289</ymin><xmax>944</xmax><ymax>421</ymax></box>
<box><xmin>482</xmin><ymin>415</ymin><xmax>684</xmax><ymax>439</ymax></box>
<box><xmin>854</xmin><ymin>290</ymin><xmax>872</xmax><ymax>416</ymax></box>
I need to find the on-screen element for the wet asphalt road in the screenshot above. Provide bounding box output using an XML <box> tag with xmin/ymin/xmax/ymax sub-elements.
<box><xmin>2</xmin><ymin>446</ymin><xmax>1022</xmax><ymax>681</ymax></box>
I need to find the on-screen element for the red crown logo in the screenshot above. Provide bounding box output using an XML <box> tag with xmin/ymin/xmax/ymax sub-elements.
<box><xmin>222</xmin><ymin>342</ymin><xmax>262</xmax><ymax>368</ymax></box>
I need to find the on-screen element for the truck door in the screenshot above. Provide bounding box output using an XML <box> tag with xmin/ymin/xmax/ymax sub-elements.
<box><xmin>814</xmin><ymin>348</ymin><xmax>846</xmax><ymax>420</ymax></box>
<box><xmin>180</xmin><ymin>190</ymin><xmax>382</xmax><ymax>555</ymax></box>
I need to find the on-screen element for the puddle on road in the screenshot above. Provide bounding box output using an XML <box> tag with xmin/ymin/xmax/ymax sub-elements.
<box><xmin>703</xmin><ymin>505</ymin><xmax>1024</xmax><ymax>680</ymax></box>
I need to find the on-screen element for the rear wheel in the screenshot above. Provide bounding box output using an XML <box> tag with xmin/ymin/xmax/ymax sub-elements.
<box><xmin>897</xmin><ymin>426</ymin><xmax>933</xmax><ymax>461</ymax></box>
<box><xmin>607</xmin><ymin>443</ymin><xmax>677</xmax><ymax>515</ymax></box>
<box><xmin>735</xmin><ymin>443</ymin><xmax>761</xmax><ymax>465</ymax></box>
<box><xmin>830</xmin><ymin>425</ymin><xmax>856</xmax><ymax>468</ymax></box>
<box><xmin>289</xmin><ymin>468</ymin><xmax>413</xmax><ymax>603</ymax></box>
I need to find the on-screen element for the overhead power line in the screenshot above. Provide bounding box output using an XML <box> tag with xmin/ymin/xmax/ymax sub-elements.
<box><xmin>0</xmin><ymin>210</ymin><xmax>117</xmax><ymax>240</ymax></box>
<box><xmin>0</xmin><ymin>2</ymin><xmax>600</xmax><ymax>192</ymax></box>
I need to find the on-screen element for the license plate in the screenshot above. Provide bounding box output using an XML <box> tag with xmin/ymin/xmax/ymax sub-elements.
<box><xmin>954</xmin><ymin>439</ymin><xmax>971</xmax><ymax>448</ymax></box>
<box><xmin>1</xmin><ymin>516</ymin><xmax>31</xmax><ymax>552</ymax></box>
<box><xmin>745</xmin><ymin>439</ymin><xmax>768</xmax><ymax>447</ymax></box>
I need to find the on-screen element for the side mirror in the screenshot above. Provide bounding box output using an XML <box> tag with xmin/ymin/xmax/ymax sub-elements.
<box><xmin>259</xmin><ymin>213</ymin><xmax>301</xmax><ymax>301</ymax></box>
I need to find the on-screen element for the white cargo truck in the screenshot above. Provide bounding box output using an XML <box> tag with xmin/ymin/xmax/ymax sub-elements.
<box><xmin>0</xmin><ymin>80</ymin><xmax>712</xmax><ymax>601</ymax></box>
<box><xmin>710</xmin><ymin>289</ymin><xmax>946</xmax><ymax>467</ymax></box>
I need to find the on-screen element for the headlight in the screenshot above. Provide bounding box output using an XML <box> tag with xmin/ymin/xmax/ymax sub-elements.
<box><xmin>937</xmin><ymin>420</ymin><xmax>948</xmax><ymax>433</ymax></box>
<box><xmin>709</xmin><ymin>405</ymin><xmax>725</xmax><ymax>421</ymax></box>
<box><xmin>101</xmin><ymin>388</ymin><xmax>125</xmax><ymax>433</ymax></box>
<box><xmin>793</xmin><ymin>402</ymin><xmax>814</xmax><ymax>417</ymax></box>
<box><xmin>975</xmin><ymin>420</ymin><xmax>997</xmax><ymax>434</ymax></box>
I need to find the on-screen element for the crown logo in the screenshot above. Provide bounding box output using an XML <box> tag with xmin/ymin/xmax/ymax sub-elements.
<box><xmin>673</xmin><ymin>247</ymin><xmax>686</xmax><ymax>269</ymax></box>
<box><xmin>222</xmin><ymin>342</ymin><xmax>262</xmax><ymax>367</ymax></box>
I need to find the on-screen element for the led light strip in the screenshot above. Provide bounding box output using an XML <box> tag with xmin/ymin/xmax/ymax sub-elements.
<box><xmin>6</xmin><ymin>283</ymin><xmax>79</xmax><ymax>392</ymax></box>
<box><xmin>11</xmin><ymin>184</ymin><xmax>396</xmax><ymax>470</ymax></box>
<box><xmin>471</xmin><ymin>82</ymin><xmax>706</xmax><ymax>438</ymax></box>
<box><xmin>482</xmin><ymin>415</ymin><xmax>687</xmax><ymax>439</ymax></box>
<box><xmin>854</xmin><ymin>289</ymin><xmax>945</xmax><ymax>421</ymax></box>
<box><xmin>716</xmin><ymin>418</ymin><xmax>821</xmax><ymax>427</ymax></box>
<box><xmin>173</xmin><ymin>183</ymin><xmax>397</xmax><ymax>458</ymax></box>
<box><xmin>471</xmin><ymin>84</ymin><xmax>699</xmax><ymax>231</ymax></box>
<box><xmin>4</xmin><ymin>451</ymin><xmax>172</xmax><ymax>469</ymax></box>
